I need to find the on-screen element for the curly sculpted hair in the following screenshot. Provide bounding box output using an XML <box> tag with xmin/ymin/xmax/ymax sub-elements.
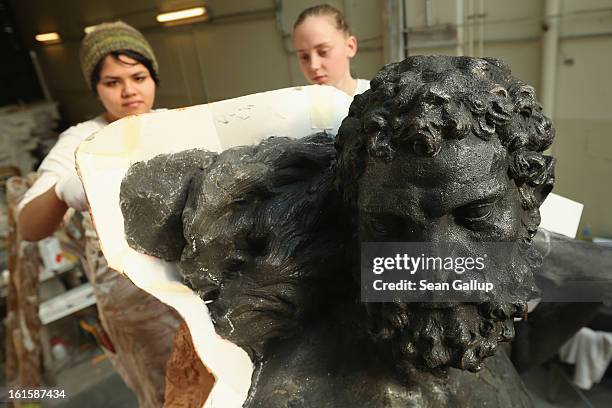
<box><xmin>335</xmin><ymin>55</ymin><xmax>555</xmax><ymax>236</ymax></box>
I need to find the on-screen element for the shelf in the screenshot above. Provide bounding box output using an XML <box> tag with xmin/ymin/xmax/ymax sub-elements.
<box><xmin>0</xmin><ymin>258</ymin><xmax>77</xmax><ymax>299</ymax></box>
<box><xmin>39</xmin><ymin>283</ymin><xmax>96</xmax><ymax>325</ymax></box>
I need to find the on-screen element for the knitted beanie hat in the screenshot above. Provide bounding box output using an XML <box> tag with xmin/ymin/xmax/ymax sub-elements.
<box><xmin>80</xmin><ymin>21</ymin><xmax>158</xmax><ymax>88</ymax></box>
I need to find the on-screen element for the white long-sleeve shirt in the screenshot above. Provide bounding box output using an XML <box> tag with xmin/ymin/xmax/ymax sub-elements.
<box><xmin>17</xmin><ymin>116</ymin><xmax>107</xmax><ymax>215</ymax></box>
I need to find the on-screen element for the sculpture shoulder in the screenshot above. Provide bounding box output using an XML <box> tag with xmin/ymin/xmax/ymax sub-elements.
<box><xmin>243</xmin><ymin>324</ymin><xmax>425</xmax><ymax>407</ymax></box>
<box><xmin>443</xmin><ymin>351</ymin><xmax>534</xmax><ymax>408</ymax></box>
<box><xmin>246</xmin><ymin>347</ymin><xmax>533</xmax><ymax>408</ymax></box>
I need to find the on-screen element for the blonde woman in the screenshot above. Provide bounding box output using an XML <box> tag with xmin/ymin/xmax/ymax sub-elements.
<box><xmin>293</xmin><ymin>4</ymin><xmax>370</xmax><ymax>97</ymax></box>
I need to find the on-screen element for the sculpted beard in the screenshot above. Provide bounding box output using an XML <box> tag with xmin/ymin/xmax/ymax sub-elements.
<box><xmin>365</xmin><ymin>242</ymin><xmax>541</xmax><ymax>375</ymax></box>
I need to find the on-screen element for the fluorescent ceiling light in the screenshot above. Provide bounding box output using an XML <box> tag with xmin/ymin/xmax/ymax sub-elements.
<box><xmin>35</xmin><ymin>32</ymin><xmax>61</xmax><ymax>43</ymax></box>
<box><xmin>156</xmin><ymin>7</ymin><xmax>205</xmax><ymax>23</ymax></box>
<box><xmin>84</xmin><ymin>25</ymin><xmax>96</xmax><ymax>34</ymax></box>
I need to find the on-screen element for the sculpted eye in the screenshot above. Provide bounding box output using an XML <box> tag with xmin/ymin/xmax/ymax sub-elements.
<box><xmin>223</xmin><ymin>254</ymin><xmax>248</xmax><ymax>279</ymax></box>
<box><xmin>366</xmin><ymin>212</ymin><xmax>403</xmax><ymax>239</ymax></box>
<box><xmin>197</xmin><ymin>285</ymin><xmax>220</xmax><ymax>302</ymax></box>
<box><xmin>454</xmin><ymin>201</ymin><xmax>495</xmax><ymax>224</ymax></box>
<box><xmin>363</xmin><ymin>113</ymin><xmax>387</xmax><ymax>135</ymax></box>
<box><xmin>364</xmin><ymin>122</ymin><xmax>380</xmax><ymax>135</ymax></box>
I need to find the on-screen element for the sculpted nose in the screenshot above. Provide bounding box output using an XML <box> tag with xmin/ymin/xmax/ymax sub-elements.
<box><xmin>416</xmin><ymin>221</ymin><xmax>477</xmax><ymax>262</ymax></box>
<box><xmin>413</xmin><ymin>218</ymin><xmax>457</xmax><ymax>244</ymax></box>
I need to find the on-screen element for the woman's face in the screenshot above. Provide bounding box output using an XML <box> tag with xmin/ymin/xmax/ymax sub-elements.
<box><xmin>293</xmin><ymin>15</ymin><xmax>357</xmax><ymax>88</ymax></box>
<box><xmin>95</xmin><ymin>54</ymin><xmax>156</xmax><ymax>122</ymax></box>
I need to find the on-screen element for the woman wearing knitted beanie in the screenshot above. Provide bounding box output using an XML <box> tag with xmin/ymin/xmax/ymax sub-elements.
<box><xmin>18</xmin><ymin>21</ymin><xmax>159</xmax><ymax>230</ymax></box>
<box><xmin>17</xmin><ymin>21</ymin><xmax>181</xmax><ymax>407</ymax></box>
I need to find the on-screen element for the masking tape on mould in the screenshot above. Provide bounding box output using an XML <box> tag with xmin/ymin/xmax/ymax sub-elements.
<box><xmin>307</xmin><ymin>85</ymin><xmax>336</xmax><ymax>131</ymax></box>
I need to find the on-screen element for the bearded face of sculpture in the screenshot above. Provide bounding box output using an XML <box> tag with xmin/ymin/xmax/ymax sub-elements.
<box><xmin>335</xmin><ymin>55</ymin><xmax>556</xmax><ymax>373</ymax></box>
<box><xmin>120</xmin><ymin>134</ymin><xmax>344</xmax><ymax>362</ymax></box>
<box><xmin>357</xmin><ymin>130</ymin><xmax>533</xmax><ymax>372</ymax></box>
<box><xmin>176</xmin><ymin>135</ymin><xmax>344</xmax><ymax>360</ymax></box>
<box><xmin>358</xmin><ymin>135</ymin><xmax>520</xmax><ymax>242</ymax></box>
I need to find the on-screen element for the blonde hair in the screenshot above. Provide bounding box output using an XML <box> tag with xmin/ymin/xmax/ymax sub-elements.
<box><xmin>293</xmin><ymin>4</ymin><xmax>351</xmax><ymax>35</ymax></box>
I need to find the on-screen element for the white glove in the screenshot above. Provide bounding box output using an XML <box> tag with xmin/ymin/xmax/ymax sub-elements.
<box><xmin>54</xmin><ymin>173</ymin><xmax>88</xmax><ymax>211</ymax></box>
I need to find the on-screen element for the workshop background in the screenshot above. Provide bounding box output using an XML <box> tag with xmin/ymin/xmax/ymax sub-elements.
<box><xmin>1</xmin><ymin>1</ymin><xmax>612</xmax><ymax>407</ymax></box>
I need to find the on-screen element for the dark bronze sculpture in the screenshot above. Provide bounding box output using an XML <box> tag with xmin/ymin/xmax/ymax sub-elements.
<box><xmin>119</xmin><ymin>56</ymin><xmax>610</xmax><ymax>407</ymax></box>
